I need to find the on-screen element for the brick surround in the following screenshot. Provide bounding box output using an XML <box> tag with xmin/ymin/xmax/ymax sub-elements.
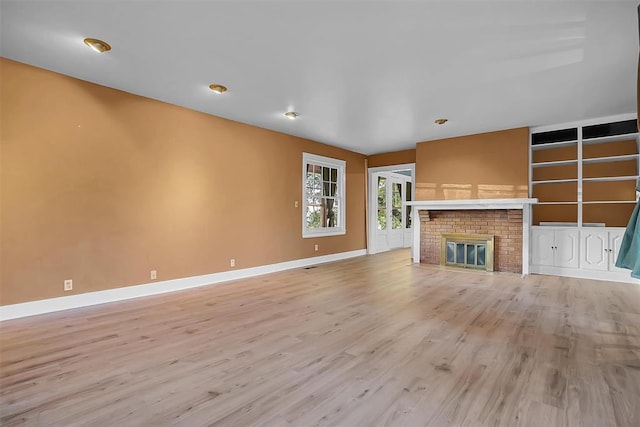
<box><xmin>419</xmin><ymin>209</ymin><xmax>523</xmax><ymax>273</ymax></box>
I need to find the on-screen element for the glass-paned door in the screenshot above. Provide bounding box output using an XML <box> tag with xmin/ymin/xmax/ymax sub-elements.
<box><xmin>373</xmin><ymin>172</ymin><xmax>411</xmax><ymax>252</ymax></box>
<box><xmin>404</xmin><ymin>181</ymin><xmax>413</xmax><ymax>248</ymax></box>
<box><xmin>377</xmin><ymin>176</ymin><xmax>387</xmax><ymax>231</ymax></box>
<box><xmin>387</xmin><ymin>177</ymin><xmax>404</xmax><ymax>248</ymax></box>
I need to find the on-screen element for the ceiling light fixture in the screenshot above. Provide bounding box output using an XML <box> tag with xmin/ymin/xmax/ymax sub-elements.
<box><xmin>209</xmin><ymin>84</ymin><xmax>228</xmax><ymax>94</ymax></box>
<box><xmin>284</xmin><ymin>111</ymin><xmax>299</xmax><ymax>120</ymax></box>
<box><xmin>434</xmin><ymin>118</ymin><xmax>448</xmax><ymax>125</ymax></box>
<box><xmin>83</xmin><ymin>38</ymin><xmax>111</xmax><ymax>53</ymax></box>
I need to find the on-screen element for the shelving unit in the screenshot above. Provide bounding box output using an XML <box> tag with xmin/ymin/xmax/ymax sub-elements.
<box><xmin>582</xmin><ymin>175</ymin><xmax>638</xmax><ymax>182</ymax></box>
<box><xmin>582</xmin><ymin>133</ymin><xmax>638</xmax><ymax>145</ymax></box>
<box><xmin>531</xmin><ymin>178</ymin><xmax>578</xmax><ymax>185</ymax></box>
<box><xmin>531</xmin><ymin>140</ymin><xmax>578</xmax><ymax>151</ymax></box>
<box><xmin>582</xmin><ymin>200</ymin><xmax>636</xmax><ymax>204</ymax></box>
<box><xmin>532</xmin><ymin>159</ymin><xmax>578</xmax><ymax>167</ymax></box>
<box><xmin>529</xmin><ymin>114</ymin><xmax>640</xmax><ymax>284</ymax></box>
<box><xmin>529</xmin><ymin>114</ymin><xmax>639</xmax><ymax>227</ymax></box>
<box><xmin>582</xmin><ymin>154</ymin><xmax>639</xmax><ymax>164</ymax></box>
<box><xmin>537</xmin><ymin>201</ymin><xmax>579</xmax><ymax>205</ymax></box>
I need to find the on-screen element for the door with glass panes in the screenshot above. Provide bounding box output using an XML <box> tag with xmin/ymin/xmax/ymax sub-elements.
<box><xmin>373</xmin><ymin>172</ymin><xmax>412</xmax><ymax>252</ymax></box>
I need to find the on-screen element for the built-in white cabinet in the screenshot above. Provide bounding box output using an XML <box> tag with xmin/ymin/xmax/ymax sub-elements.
<box><xmin>531</xmin><ymin>227</ymin><xmax>579</xmax><ymax>268</ymax></box>
<box><xmin>531</xmin><ymin>226</ymin><xmax>637</xmax><ymax>283</ymax></box>
<box><xmin>528</xmin><ymin>114</ymin><xmax>639</xmax><ymax>284</ymax></box>
<box><xmin>610</xmin><ymin>230</ymin><xmax>626</xmax><ymax>273</ymax></box>
<box><xmin>580</xmin><ymin>228</ymin><xmax>627</xmax><ymax>273</ymax></box>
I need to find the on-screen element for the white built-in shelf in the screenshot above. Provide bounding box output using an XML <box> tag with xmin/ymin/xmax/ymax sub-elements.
<box><xmin>582</xmin><ymin>154</ymin><xmax>639</xmax><ymax>164</ymax></box>
<box><xmin>532</xmin><ymin>178</ymin><xmax>578</xmax><ymax>185</ymax></box>
<box><xmin>537</xmin><ymin>222</ymin><xmax>580</xmax><ymax>227</ymax></box>
<box><xmin>536</xmin><ymin>222</ymin><xmax>610</xmax><ymax>227</ymax></box>
<box><xmin>531</xmin><ymin>140</ymin><xmax>578</xmax><ymax>151</ymax></box>
<box><xmin>582</xmin><ymin>175</ymin><xmax>639</xmax><ymax>183</ymax></box>
<box><xmin>582</xmin><ymin>133</ymin><xmax>639</xmax><ymax>145</ymax></box>
<box><xmin>537</xmin><ymin>200</ymin><xmax>637</xmax><ymax>205</ymax></box>
<box><xmin>536</xmin><ymin>201</ymin><xmax>578</xmax><ymax>205</ymax></box>
<box><xmin>582</xmin><ymin>200</ymin><xmax>637</xmax><ymax>204</ymax></box>
<box><xmin>531</xmin><ymin>159</ymin><xmax>578</xmax><ymax>168</ymax></box>
<box><xmin>530</xmin><ymin>115</ymin><xmax>639</xmax><ymax>229</ymax></box>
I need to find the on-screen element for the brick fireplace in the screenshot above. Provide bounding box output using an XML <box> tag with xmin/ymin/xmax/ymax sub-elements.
<box><xmin>420</xmin><ymin>209</ymin><xmax>522</xmax><ymax>273</ymax></box>
<box><xmin>407</xmin><ymin>199</ymin><xmax>538</xmax><ymax>276</ymax></box>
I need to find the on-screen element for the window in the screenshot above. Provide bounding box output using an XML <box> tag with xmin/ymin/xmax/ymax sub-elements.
<box><xmin>303</xmin><ymin>153</ymin><xmax>346</xmax><ymax>237</ymax></box>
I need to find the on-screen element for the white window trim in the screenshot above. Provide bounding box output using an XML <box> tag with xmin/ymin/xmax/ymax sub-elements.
<box><xmin>302</xmin><ymin>153</ymin><xmax>346</xmax><ymax>238</ymax></box>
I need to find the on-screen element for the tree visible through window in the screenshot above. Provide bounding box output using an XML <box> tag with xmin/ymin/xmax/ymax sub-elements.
<box><xmin>377</xmin><ymin>176</ymin><xmax>386</xmax><ymax>230</ymax></box>
<box><xmin>392</xmin><ymin>182</ymin><xmax>402</xmax><ymax>229</ymax></box>
<box><xmin>303</xmin><ymin>153</ymin><xmax>346</xmax><ymax>237</ymax></box>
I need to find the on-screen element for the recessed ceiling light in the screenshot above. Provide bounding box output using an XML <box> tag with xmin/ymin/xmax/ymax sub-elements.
<box><xmin>284</xmin><ymin>111</ymin><xmax>299</xmax><ymax>120</ymax></box>
<box><xmin>83</xmin><ymin>38</ymin><xmax>111</xmax><ymax>53</ymax></box>
<box><xmin>209</xmin><ymin>84</ymin><xmax>228</xmax><ymax>94</ymax></box>
<box><xmin>434</xmin><ymin>118</ymin><xmax>448</xmax><ymax>125</ymax></box>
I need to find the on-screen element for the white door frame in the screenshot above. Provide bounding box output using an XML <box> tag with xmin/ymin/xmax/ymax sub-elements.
<box><xmin>367</xmin><ymin>163</ymin><xmax>416</xmax><ymax>254</ymax></box>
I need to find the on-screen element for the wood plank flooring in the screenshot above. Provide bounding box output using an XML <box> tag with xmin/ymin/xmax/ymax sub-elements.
<box><xmin>1</xmin><ymin>249</ymin><xmax>640</xmax><ymax>426</ymax></box>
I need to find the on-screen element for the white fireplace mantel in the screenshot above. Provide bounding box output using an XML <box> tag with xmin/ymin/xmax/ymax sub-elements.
<box><xmin>406</xmin><ymin>198</ymin><xmax>538</xmax><ymax>211</ymax></box>
<box><xmin>407</xmin><ymin>198</ymin><xmax>538</xmax><ymax>275</ymax></box>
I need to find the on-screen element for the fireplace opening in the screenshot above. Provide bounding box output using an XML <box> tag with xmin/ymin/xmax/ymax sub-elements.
<box><xmin>440</xmin><ymin>233</ymin><xmax>494</xmax><ymax>272</ymax></box>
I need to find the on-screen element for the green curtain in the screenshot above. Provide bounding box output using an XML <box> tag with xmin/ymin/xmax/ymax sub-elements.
<box><xmin>615</xmin><ymin>179</ymin><xmax>640</xmax><ymax>278</ymax></box>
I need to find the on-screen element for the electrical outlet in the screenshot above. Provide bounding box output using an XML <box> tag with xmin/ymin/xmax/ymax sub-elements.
<box><xmin>314</xmin><ymin>244</ymin><xmax>319</xmax><ymax>252</ymax></box>
<box><xmin>230</xmin><ymin>259</ymin><xmax>235</xmax><ymax>267</ymax></box>
<box><xmin>64</xmin><ymin>279</ymin><xmax>73</xmax><ymax>291</ymax></box>
<box><xmin>150</xmin><ymin>270</ymin><xmax>157</xmax><ymax>280</ymax></box>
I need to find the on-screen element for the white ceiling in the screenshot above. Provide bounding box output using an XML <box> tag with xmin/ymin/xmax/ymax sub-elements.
<box><xmin>1</xmin><ymin>1</ymin><xmax>638</xmax><ymax>155</ymax></box>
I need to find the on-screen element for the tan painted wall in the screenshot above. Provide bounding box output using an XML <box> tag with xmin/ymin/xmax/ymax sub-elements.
<box><xmin>414</xmin><ymin>128</ymin><xmax>529</xmax><ymax>200</ymax></box>
<box><xmin>0</xmin><ymin>58</ymin><xmax>366</xmax><ymax>305</ymax></box>
<box><xmin>367</xmin><ymin>149</ymin><xmax>416</xmax><ymax>168</ymax></box>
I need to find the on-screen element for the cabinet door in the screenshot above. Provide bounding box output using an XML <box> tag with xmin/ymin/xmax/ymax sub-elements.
<box><xmin>555</xmin><ymin>229</ymin><xmax>579</xmax><ymax>268</ymax></box>
<box><xmin>531</xmin><ymin>228</ymin><xmax>555</xmax><ymax>266</ymax></box>
<box><xmin>580</xmin><ymin>230</ymin><xmax>608</xmax><ymax>271</ymax></box>
<box><xmin>609</xmin><ymin>230</ymin><xmax>628</xmax><ymax>273</ymax></box>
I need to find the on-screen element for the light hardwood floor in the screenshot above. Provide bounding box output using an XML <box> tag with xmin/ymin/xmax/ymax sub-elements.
<box><xmin>1</xmin><ymin>249</ymin><xmax>640</xmax><ymax>426</ymax></box>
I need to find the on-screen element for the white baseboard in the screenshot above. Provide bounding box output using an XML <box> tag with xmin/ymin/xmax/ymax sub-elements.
<box><xmin>0</xmin><ymin>249</ymin><xmax>367</xmax><ymax>321</ymax></box>
<box><xmin>530</xmin><ymin>264</ymin><xmax>640</xmax><ymax>285</ymax></box>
